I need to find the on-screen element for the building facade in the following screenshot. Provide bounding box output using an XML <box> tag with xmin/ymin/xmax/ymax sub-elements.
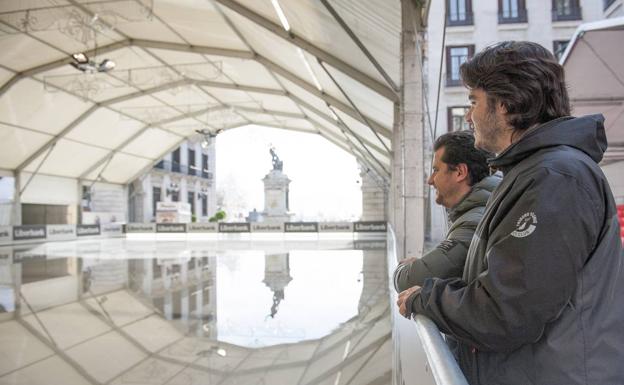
<box><xmin>129</xmin><ymin>138</ymin><xmax>217</xmax><ymax>223</ymax></box>
<box><xmin>424</xmin><ymin>0</ymin><xmax>617</xmax><ymax>242</ymax></box>
<box><xmin>427</xmin><ymin>0</ymin><xmax>614</xmax><ymax>136</ymax></box>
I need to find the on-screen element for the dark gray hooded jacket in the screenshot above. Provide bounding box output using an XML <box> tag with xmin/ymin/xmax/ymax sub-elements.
<box><xmin>394</xmin><ymin>174</ymin><xmax>501</xmax><ymax>291</ymax></box>
<box><xmin>407</xmin><ymin>115</ymin><xmax>624</xmax><ymax>385</ymax></box>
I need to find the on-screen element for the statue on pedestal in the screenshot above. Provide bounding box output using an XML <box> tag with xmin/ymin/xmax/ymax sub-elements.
<box><xmin>270</xmin><ymin>147</ymin><xmax>283</xmax><ymax>171</ymax></box>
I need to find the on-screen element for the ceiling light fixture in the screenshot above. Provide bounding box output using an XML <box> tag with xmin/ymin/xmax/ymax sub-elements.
<box><xmin>70</xmin><ymin>52</ymin><xmax>116</xmax><ymax>73</ymax></box>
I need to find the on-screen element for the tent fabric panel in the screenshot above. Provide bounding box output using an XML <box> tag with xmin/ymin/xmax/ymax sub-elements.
<box><xmin>196</xmin><ymin>86</ymin><xmax>258</xmax><ymax>107</ymax></box>
<box><xmin>149</xmin><ymin>85</ymin><xmax>218</xmax><ymax>108</ymax></box>
<box><xmin>0</xmin><ymin>123</ymin><xmax>52</xmax><ymax>169</ymax></box>
<box><xmin>121</xmin><ymin>128</ymin><xmax>182</xmax><ymax>160</ymax></box>
<box><xmin>325</xmin><ymin>63</ymin><xmax>394</xmax><ymax>127</ymax></box>
<box><xmin>330</xmin><ymin>0</ymin><xmax>401</xmax><ymax>85</ymax></box>
<box><xmin>20</xmin><ymin>173</ymin><xmax>79</xmax><ymax>206</ymax></box>
<box><xmin>22</xmin><ymin>139</ymin><xmax>110</xmax><ymax>178</ymax></box>
<box><xmin>334</xmin><ymin>110</ymin><xmax>391</xmax><ymax>154</ymax></box>
<box><xmin>108</xmin><ymin>12</ymin><xmax>186</xmax><ymax>45</ymax></box>
<box><xmin>565</xmin><ymin>31</ymin><xmax>624</xmax><ymax>100</ymax></box>
<box><xmin>236</xmin><ymin>110</ymin><xmax>279</xmax><ymax>124</ymax></box>
<box><xmin>220</xmin><ymin>8</ymin><xmax>327</xmax><ymax>96</ymax></box>
<box><xmin>213</xmin><ymin>56</ymin><xmax>282</xmax><ymax>89</ymax></box>
<box><xmin>243</xmin><ymin>93</ymin><xmax>302</xmax><ymax>114</ymax></box>
<box><xmin>0</xmin><ymin>67</ymin><xmax>16</xmax><ymax>89</ymax></box>
<box><xmin>161</xmin><ymin>118</ymin><xmax>203</xmax><ymax>137</ymax></box>
<box><xmin>95</xmin><ymin>153</ymin><xmax>153</xmax><ymax>184</ymax></box>
<box><xmin>277</xmin><ymin>0</ymin><xmax>388</xmax><ymax>85</ymax></box>
<box><xmin>0</xmin><ymin>34</ymin><xmax>64</xmax><ymax>72</ymax></box>
<box><xmin>25</xmin><ymin>29</ymin><xmax>124</xmax><ymax>57</ymax></box>
<box><xmin>65</xmin><ymin>109</ymin><xmax>145</xmax><ymax>150</ymax></box>
<box><xmin>269</xmin><ymin>118</ymin><xmax>316</xmax><ymax>132</ymax></box>
<box><xmin>0</xmin><ymin>78</ymin><xmax>93</xmax><ymax>135</ymax></box>
<box><xmin>153</xmin><ymin>1</ymin><xmax>249</xmax><ymax>50</ymax></box>
<box><xmin>276</xmin><ymin>75</ymin><xmax>336</xmax><ymax>120</ymax></box>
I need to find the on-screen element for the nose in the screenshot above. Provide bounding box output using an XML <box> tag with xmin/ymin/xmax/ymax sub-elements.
<box><xmin>465</xmin><ymin>108</ymin><xmax>472</xmax><ymax>124</ymax></box>
<box><xmin>427</xmin><ymin>174</ymin><xmax>434</xmax><ymax>186</ymax></box>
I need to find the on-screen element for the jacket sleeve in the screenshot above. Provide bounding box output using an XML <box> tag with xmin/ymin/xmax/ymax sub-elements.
<box><xmin>408</xmin><ymin>168</ymin><xmax>603</xmax><ymax>352</ymax></box>
<box><xmin>393</xmin><ymin>224</ymin><xmax>474</xmax><ymax>292</ymax></box>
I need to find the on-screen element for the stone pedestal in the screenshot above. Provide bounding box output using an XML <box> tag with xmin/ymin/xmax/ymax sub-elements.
<box><xmin>261</xmin><ymin>169</ymin><xmax>293</xmax><ymax>222</ymax></box>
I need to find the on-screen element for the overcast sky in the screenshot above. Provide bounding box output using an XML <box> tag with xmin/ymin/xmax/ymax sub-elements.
<box><xmin>216</xmin><ymin>125</ymin><xmax>363</xmax><ymax>222</ymax></box>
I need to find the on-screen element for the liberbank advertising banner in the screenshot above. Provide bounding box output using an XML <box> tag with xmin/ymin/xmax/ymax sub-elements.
<box><xmin>0</xmin><ymin>221</ymin><xmax>388</xmax><ymax>245</ymax></box>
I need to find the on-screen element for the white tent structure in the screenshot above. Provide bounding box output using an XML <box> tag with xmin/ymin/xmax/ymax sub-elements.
<box><xmin>561</xmin><ymin>16</ymin><xmax>624</xmax><ymax>166</ymax></box>
<box><xmin>0</xmin><ymin>0</ymin><xmax>424</xmax><ymax>214</ymax></box>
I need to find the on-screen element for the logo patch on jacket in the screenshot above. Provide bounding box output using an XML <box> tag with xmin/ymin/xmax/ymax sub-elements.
<box><xmin>511</xmin><ymin>212</ymin><xmax>537</xmax><ymax>238</ymax></box>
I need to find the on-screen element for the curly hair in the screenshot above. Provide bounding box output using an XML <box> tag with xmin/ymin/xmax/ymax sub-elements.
<box><xmin>434</xmin><ymin>131</ymin><xmax>492</xmax><ymax>186</ymax></box>
<box><xmin>460</xmin><ymin>41</ymin><xmax>570</xmax><ymax>131</ymax></box>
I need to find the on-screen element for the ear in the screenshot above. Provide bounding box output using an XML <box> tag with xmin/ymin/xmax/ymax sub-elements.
<box><xmin>496</xmin><ymin>100</ymin><xmax>508</xmax><ymax>115</ymax></box>
<box><xmin>455</xmin><ymin>163</ymin><xmax>470</xmax><ymax>183</ymax></box>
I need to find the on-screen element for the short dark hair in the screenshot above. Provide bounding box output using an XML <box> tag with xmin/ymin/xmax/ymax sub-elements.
<box><xmin>434</xmin><ymin>131</ymin><xmax>491</xmax><ymax>186</ymax></box>
<box><xmin>460</xmin><ymin>41</ymin><xmax>570</xmax><ymax>131</ymax></box>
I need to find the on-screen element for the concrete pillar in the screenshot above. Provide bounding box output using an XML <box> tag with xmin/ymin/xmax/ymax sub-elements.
<box><xmin>395</xmin><ymin>0</ymin><xmax>426</xmax><ymax>259</ymax></box>
<box><xmin>360</xmin><ymin>164</ymin><xmax>387</xmax><ymax>221</ymax></box>
<box><xmin>11</xmin><ymin>173</ymin><xmax>21</xmax><ymax>225</ymax></box>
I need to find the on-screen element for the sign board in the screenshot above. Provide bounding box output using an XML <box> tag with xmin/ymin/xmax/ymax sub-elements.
<box><xmin>76</xmin><ymin>224</ymin><xmax>101</xmax><ymax>237</ymax></box>
<box><xmin>251</xmin><ymin>223</ymin><xmax>284</xmax><ymax>232</ymax></box>
<box><xmin>187</xmin><ymin>223</ymin><xmax>218</xmax><ymax>233</ymax></box>
<box><xmin>101</xmin><ymin>224</ymin><xmax>123</xmax><ymax>237</ymax></box>
<box><xmin>156</xmin><ymin>223</ymin><xmax>186</xmax><ymax>233</ymax></box>
<box><xmin>284</xmin><ymin>222</ymin><xmax>319</xmax><ymax>232</ymax></box>
<box><xmin>218</xmin><ymin>223</ymin><xmax>251</xmax><ymax>233</ymax></box>
<box><xmin>13</xmin><ymin>225</ymin><xmax>46</xmax><ymax>241</ymax></box>
<box><xmin>318</xmin><ymin>222</ymin><xmax>353</xmax><ymax>232</ymax></box>
<box><xmin>46</xmin><ymin>224</ymin><xmax>77</xmax><ymax>241</ymax></box>
<box><xmin>353</xmin><ymin>221</ymin><xmax>387</xmax><ymax>232</ymax></box>
<box><xmin>124</xmin><ymin>223</ymin><xmax>156</xmax><ymax>233</ymax></box>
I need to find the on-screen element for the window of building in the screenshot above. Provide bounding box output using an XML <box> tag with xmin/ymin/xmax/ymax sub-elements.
<box><xmin>152</xmin><ymin>187</ymin><xmax>161</xmax><ymax>217</ymax></box>
<box><xmin>552</xmin><ymin>0</ymin><xmax>581</xmax><ymax>21</ymax></box>
<box><xmin>188</xmin><ymin>191</ymin><xmax>195</xmax><ymax>216</ymax></box>
<box><xmin>446</xmin><ymin>45</ymin><xmax>474</xmax><ymax>87</ymax></box>
<box><xmin>447</xmin><ymin>107</ymin><xmax>471</xmax><ymax>132</ymax></box>
<box><xmin>202</xmin><ymin>154</ymin><xmax>209</xmax><ymax>179</ymax></box>
<box><xmin>188</xmin><ymin>149</ymin><xmax>196</xmax><ymax>176</ymax></box>
<box><xmin>172</xmin><ymin>147</ymin><xmax>181</xmax><ymax>173</ymax></box>
<box><xmin>553</xmin><ymin>40</ymin><xmax>570</xmax><ymax>60</ymax></box>
<box><xmin>447</xmin><ymin>0</ymin><xmax>473</xmax><ymax>26</ymax></box>
<box><xmin>498</xmin><ymin>0</ymin><xmax>527</xmax><ymax>23</ymax></box>
<box><xmin>604</xmin><ymin>0</ymin><xmax>616</xmax><ymax>11</ymax></box>
<box><xmin>171</xmin><ymin>190</ymin><xmax>179</xmax><ymax>202</ymax></box>
<box><xmin>201</xmin><ymin>195</ymin><xmax>208</xmax><ymax>217</ymax></box>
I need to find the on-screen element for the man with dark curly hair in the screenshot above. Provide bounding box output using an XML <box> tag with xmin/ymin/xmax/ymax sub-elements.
<box><xmin>397</xmin><ymin>41</ymin><xmax>624</xmax><ymax>385</ymax></box>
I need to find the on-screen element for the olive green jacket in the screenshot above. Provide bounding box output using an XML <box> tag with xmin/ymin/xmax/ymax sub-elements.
<box><xmin>393</xmin><ymin>174</ymin><xmax>500</xmax><ymax>292</ymax></box>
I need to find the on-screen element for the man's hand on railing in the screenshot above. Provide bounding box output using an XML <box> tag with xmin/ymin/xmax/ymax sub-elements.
<box><xmin>396</xmin><ymin>285</ymin><xmax>421</xmax><ymax>318</ymax></box>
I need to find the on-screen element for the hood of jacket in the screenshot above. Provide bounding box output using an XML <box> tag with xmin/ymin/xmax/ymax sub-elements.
<box><xmin>488</xmin><ymin>114</ymin><xmax>607</xmax><ymax>171</ymax></box>
<box><xmin>448</xmin><ymin>174</ymin><xmax>501</xmax><ymax>222</ymax></box>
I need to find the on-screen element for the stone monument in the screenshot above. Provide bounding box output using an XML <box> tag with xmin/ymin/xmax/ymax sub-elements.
<box><xmin>261</xmin><ymin>147</ymin><xmax>293</xmax><ymax>222</ymax></box>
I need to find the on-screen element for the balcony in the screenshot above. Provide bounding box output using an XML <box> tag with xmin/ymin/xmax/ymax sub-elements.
<box><xmin>447</xmin><ymin>12</ymin><xmax>473</xmax><ymax>26</ymax></box>
<box><xmin>552</xmin><ymin>6</ymin><xmax>582</xmax><ymax>21</ymax></box>
<box><xmin>498</xmin><ymin>8</ymin><xmax>528</xmax><ymax>24</ymax></box>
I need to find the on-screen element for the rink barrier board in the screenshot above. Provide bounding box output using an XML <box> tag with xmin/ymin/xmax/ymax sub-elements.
<box><xmin>0</xmin><ymin>221</ymin><xmax>387</xmax><ymax>245</ymax></box>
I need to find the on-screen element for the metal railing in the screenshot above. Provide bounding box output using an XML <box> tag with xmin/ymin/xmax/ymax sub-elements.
<box><xmin>387</xmin><ymin>226</ymin><xmax>468</xmax><ymax>385</ymax></box>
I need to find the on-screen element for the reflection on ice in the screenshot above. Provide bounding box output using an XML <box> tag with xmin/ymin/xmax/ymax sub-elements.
<box><xmin>0</xmin><ymin>238</ymin><xmax>390</xmax><ymax>385</ymax></box>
